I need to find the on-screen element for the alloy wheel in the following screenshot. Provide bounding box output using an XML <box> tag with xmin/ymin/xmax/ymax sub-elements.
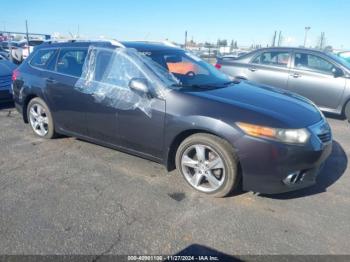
<box><xmin>28</xmin><ymin>103</ymin><xmax>49</xmax><ymax>137</ymax></box>
<box><xmin>181</xmin><ymin>144</ymin><xmax>226</xmax><ymax>193</ymax></box>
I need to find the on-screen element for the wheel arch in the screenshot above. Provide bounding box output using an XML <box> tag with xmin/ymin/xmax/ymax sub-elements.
<box><xmin>165</xmin><ymin>128</ymin><xmax>239</xmax><ymax>172</ymax></box>
<box><xmin>23</xmin><ymin>94</ymin><xmax>39</xmax><ymax>123</ymax></box>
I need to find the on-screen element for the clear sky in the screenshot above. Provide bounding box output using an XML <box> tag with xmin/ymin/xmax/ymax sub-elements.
<box><xmin>1</xmin><ymin>0</ymin><xmax>349</xmax><ymax>48</ymax></box>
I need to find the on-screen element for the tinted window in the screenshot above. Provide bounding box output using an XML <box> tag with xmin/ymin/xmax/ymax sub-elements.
<box><xmin>56</xmin><ymin>49</ymin><xmax>87</xmax><ymax>77</ymax></box>
<box><xmin>30</xmin><ymin>49</ymin><xmax>57</xmax><ymax>68</ymax></box>
<box><xmin>253</xmin><ymin>51</ymin><xmax>290</xmax><ymax>67</ymax></box>
<box><xmin>295</xmin><ymin>53</ymin><xmax>334</xmax><ymax>73</ymax></box>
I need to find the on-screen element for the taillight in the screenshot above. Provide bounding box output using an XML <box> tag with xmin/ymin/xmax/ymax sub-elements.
<box><xmin>215</xmin><ymin>63</ymin><xmax>222</xmax><ymax>69</ymax></box>
<box><xmin>12</xmin><ymin>69</ymin><xmax>19</xmax><ymax>81</ymax></box>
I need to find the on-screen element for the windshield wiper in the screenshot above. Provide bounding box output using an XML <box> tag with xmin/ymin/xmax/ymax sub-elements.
<box><xmin>171</xmin><ymin>81</ymin><xmax>238</xmax><ymax>89</ymax></box>
<box><xmin>223</xmin><ymin>79</ymin><xmax>241</xmax><ymax>85</ymax></box>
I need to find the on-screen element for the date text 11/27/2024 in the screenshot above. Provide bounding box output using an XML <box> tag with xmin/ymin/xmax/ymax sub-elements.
<box><xmin>127</xmin><ymin>255</ymin><xmax>220</xmax><ymax>261</ymax></box>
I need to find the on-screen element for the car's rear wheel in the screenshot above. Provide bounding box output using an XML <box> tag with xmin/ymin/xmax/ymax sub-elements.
<box><xmin>27</xmin><ymin>97</ymin><xmax>56</xmax><ymax>139</ymax></box>
<box><xmin>345</xmin><ymin>101</ymin><xmax>350</xmax><ymax>122</ymax></box>
<box><xmin>175</xmin><ymin>133</ymin><xmax>240</xmax><ymax>197</ymax></box>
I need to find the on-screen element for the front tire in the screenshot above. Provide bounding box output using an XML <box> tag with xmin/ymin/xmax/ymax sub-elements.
<box><xmin>345</xmin><ymin>101</ymin><xmax>350</xmax><ymax>122</ymax></box>
<box><xmin>27</xmin><ymin>97</ymin><xmax>56</xmax><ymax>139</ymax></box>
<box><xmin>175</xmin><ymin>133</ymin><xmax>240</xmax><ymax>198</ymax></box>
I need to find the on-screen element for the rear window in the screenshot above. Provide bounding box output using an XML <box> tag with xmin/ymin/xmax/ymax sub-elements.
<box><xmin>56</xmin><ymin>49</ymin><xmax>87</xmax><ymax>77</ymax></box>
<box><xmin>30</xmin><ymin>49</ymin><xmax>57</xmax><ymax>68</ymax></box>
<box><xmin>252</xmin><ymin>51</ymin><xmax>290</xmax><ymax>67</ymax></box>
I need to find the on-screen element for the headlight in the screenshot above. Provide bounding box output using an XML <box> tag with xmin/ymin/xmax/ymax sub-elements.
<box><xmin>236</xmin><ymin>122</ymin><xmax>310</xmax><ymax>144</ymax></box>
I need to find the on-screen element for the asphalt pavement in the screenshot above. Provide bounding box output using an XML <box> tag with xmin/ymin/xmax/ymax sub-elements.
<box><xmin>0</xmin><ymin>103</ymin><xmax>349</xmax><ymax>257</ymax></box>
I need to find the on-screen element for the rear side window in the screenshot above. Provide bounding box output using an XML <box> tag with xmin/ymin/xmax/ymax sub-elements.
<box><xmin>252</xmin><ymin>51</ymin><xmax>290</xmax><ymax>67</ymax></box>
<box><xmin>56</xmin><ymin>49</ymin><xmax>87</xmax><ymax>77</ymax></box>
<box><xmin>30</xmin><ymin>49</ymin><xmax>57</xmax><ymax>68</ymax></box>
<box><xmin>294</xmin><ymin>53</ymin><xmax>334</xmax><ymax>74</ymax></box>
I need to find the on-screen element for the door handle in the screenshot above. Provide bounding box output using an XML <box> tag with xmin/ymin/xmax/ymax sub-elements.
<box><xmin>291</xmin><ymin>73</ymin><xmax>301</xmax><ymax>78</ymax></box>
<box><xmin>46</xmin><ymin>77</ymin><xmax>58</xmax><ymax>84</ymax></box>
<box><xmin>249</xmin><ymin>67</ymin><xmax>257</xmax><ymax>72</ymax></box>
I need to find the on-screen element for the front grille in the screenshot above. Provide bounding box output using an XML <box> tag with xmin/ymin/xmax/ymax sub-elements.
<box><xmin>0</xmin><ymin>75</ymin><xmax>12</xmax><ymax>89</ymax></box>
<box><xmin>318</xmin><ymin>132</ymin><xmax>332</xmax><ymax>143</ymax></box>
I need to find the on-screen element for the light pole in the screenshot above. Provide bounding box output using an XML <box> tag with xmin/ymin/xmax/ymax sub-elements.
<box><xmin>304</xmin><ymin>26</ymin><xmax>311</xmax><ymax>47</ymax></box>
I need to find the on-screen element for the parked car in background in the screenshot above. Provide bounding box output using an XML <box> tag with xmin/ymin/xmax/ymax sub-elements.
<box><xmin>0</xmin><ymin>40</ymin><xmax>44</xmax><ymax>63</ymax></box>
<box><xmin>12</xmin><ymin>40</ymin><xmax>332</xmax><ymax>197</ymax></box>
<box><xmin>0</xmin><ymin>41</ymin><xmax>23</xmax><ymax>63</ymax></box>
<box><xmin>216</xmin><ymin>47</ymin><xmax>350</xmax><ymax>122</ymax></box>
<box><xmin>0</xmin><ymin>59</ymin><xmax>16</xmax><ymax>102</ymax></box>
<box><xmin>337</xmin><ymin>51</ymin><xmax>350</xmax><ymax>63</ymax></box>
<box><xmin>0</xmin><ymin>49</ymin><xmax>9</xmax><ymax>61</ymax></box>
<box><xmin>21</xmin><ymin>39</ymin><xmax>44</xmax><ymax>60</ymax></box>
<box><xmin>219</xmin><ymin>50</ymin><xmax>249</xmax><ymax>59</ymax></box>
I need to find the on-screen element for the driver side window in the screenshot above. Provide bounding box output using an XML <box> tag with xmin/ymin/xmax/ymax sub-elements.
<box><xmin>294</xmin><ymin>53</ymin><xmax>334</xmax><ymax>74</ymax></box>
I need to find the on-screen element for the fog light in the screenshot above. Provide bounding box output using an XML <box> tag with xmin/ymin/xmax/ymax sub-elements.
<box><xmin>283</xmin><ymin>171</ymin><xmax>303</xmax><ymax>185</ymax></box>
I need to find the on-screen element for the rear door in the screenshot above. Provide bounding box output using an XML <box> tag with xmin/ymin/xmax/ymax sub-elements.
<box><xmin>246</xmin><ymin>50</ymin><xmax>291</xmax><ymax>89</ymax></box>
<box><xmin>287</xmin><ymin>52</ymin><xmax>346</xmax><ymax>109</ymax></box>
<box><xmin>44</xmin><ymin>47</ymin><xmax>90</xmax><ymax>136</ymax></box>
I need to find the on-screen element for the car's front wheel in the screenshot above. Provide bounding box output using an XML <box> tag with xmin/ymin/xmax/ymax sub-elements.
<box><xmin>27</xmin><ymin>97</ymin><xmax>56</xmax><ymax>139</ymax></box>
<box><xmin>345</xmin><ymin>101</ymin><xmax>350</xmax><ymax>122</ymax></box>
<box><xmin>176</xmin><ymin>133</ymin><xmax>240</xmax><ymax>197</ymax></box>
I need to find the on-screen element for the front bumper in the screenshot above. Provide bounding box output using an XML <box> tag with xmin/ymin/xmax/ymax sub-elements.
<box><xmin>236</xmin><ymin>120</ymin><xmax>332</xmax><ymax>194</ymax></box>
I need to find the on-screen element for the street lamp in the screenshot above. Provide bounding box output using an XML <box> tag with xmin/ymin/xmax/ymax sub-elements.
<box><xmin>304</xmin><ymin>26</ymin><xmax>311</xmax><ymax>47</ymax></box>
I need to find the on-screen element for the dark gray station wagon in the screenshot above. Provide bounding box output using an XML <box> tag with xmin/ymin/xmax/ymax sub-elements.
<box><xmin>12</xmin><ymin>41</ymin><xmax>332</xmax><ymax>197</ymax></box>
<box><xmin>216</xmin><ymin>47</ymin><xmax>350</xmax><ymax>121</ymax></box>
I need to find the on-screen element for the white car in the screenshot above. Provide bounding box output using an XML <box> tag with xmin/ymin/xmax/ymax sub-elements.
<box><xmin>0</xmin><ymin>42</ymin><xmax>23</xmax><ymax>63</ymax></box>
<box><xmin>21</xmin><ymin>40</ymin><xmax>44</xmax><ymax>60</ymax></box>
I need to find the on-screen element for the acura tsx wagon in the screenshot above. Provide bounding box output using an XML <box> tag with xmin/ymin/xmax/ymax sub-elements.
<box><xmin>12</xmin><ymin>40</ymin><xmax>332</xmax><ymax>197</ymax></box>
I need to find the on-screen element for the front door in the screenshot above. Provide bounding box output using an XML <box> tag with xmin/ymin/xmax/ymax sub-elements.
<box><xmin>288</xmin><ymin>52</ymin><xmax>346</xmax><ymax>110</ymax></box>
<box><xmin>117</xmin><ymin>99</ymin><xmax>165</xmax><ymax>159</ymax></box>
<box><xmin>75</xmin><ymin>47</ymin><xmax>166</xmax><ymax>158</ymax></box>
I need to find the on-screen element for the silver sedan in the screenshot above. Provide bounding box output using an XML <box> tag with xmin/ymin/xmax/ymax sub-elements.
<box><xmin>216</xmin><ymin>47</ymin><xmax>350</xmax><ymax>122</ymax></box>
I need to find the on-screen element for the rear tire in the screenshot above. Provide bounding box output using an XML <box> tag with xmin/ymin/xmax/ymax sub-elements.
<box><xmin>175</xmin><ymin>133</ymin><xmax>240</xmax><ymax>198</ymax></box>
<box><xmin>27</xmin><ymin>97</ymin><xmax>56</xmax><ymax>139</ymax></box>
<box><xmin>345</xmin><ymin>101</ymin><xmax>350</xmax><ymax>122</ymax></box>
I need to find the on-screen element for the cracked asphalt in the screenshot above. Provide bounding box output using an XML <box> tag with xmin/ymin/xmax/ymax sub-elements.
<box><xmin>0</xmin><ymin>103</ymin><xmax>349</xmax><ymax>256</ymax></box>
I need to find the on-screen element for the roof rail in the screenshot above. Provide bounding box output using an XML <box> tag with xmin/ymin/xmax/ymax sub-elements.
<box><xmin>107</xmin><ymin>39</ymin><xmax>125</xmax><ymax>48</ymax></box>
<box><xmin>43</xmin><ymin>38</ymin><xmax>125</xmax><ymax>48</ymax></box>
<box><xmin>162</xmin><ymin>40</ymin><xmax>180</xmax><ymax>48</ymax></box>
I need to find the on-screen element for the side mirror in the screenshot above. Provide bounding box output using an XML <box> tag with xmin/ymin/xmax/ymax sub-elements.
<box><xmin>332</xmin><ymin>67</ymin><xmax>343</xmax><ymax>78</ymax></box>
<box><xmin>129</xmin><ymin>78</ymin><xmax>151</xmax><ymax>97</ymax></box>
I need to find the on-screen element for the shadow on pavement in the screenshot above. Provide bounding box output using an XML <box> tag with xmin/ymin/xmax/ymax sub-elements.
<box><xmin>171</xmin><ymin>244</ymin><xmax>242</xmax><ymax>261</ymax></box>
<box><xmin>262</xmin><ymin>140</ymin><xmax>347</xmax><ymax>200</ymax></box>
<box><xmin>324</xmin><ymin>112</ymin><xmax>347</xmax><ymax>121</ymax></box>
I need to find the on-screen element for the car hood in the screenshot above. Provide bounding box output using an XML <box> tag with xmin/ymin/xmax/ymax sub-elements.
<box><xmin>0</xmin><ymin>61</ymin><xmax>16</xmax><ymax>77</ymax></box>
<box><xmin>183</xmin><ymin>81</ymin><xmax>322</xmax><ymax>128</ymax></box>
